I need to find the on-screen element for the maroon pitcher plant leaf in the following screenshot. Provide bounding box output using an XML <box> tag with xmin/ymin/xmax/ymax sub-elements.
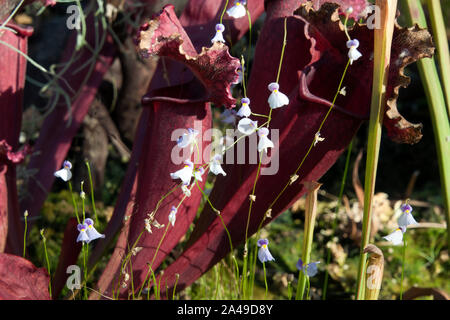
<box><xmin>0</xmin><ymin>23</ymin><xmax>33</xmax><ymax>254</ymax></box>
<box><xmin>0</xmin><ymin>253</ymin><xmax>50</xmax><ymax>300</ymax></box>
<box><xmin>145</xmin><ymin>2</ymin><xmax>433</xmax><ymax>296</ymax></box>
<box><xmin>51</xmin><ymin>218</ymin><xmax>82</xmax><ymax>299</ymax></box>
<box><xmin>93</xmin><ymin>3</ymin><xmax>249</xmax><ymax>298</ymax></box>
<box><xmin>19</xmin><ymin>8</ymin><xmax>116</xmax><ymax>246</ymax></box>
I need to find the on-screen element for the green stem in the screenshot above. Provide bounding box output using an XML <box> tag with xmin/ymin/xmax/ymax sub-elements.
<box><xmin>41</xmin><ymin>230</ymin><xmax>52</xmax><ymax>299</ymax></box>
<box><xmin>400</xmin><ymin>237</ymin><xmax>407</xmax><ymax>300</ymax></box>
<box><xmin>85</xmin><ymin>161</ymin><xmax>99</xmax><ymax>224</ymax></box>
<box><xmin>322</xmin><ymin>139</ymin><xmax>353</xmax><ymax>299</ymax></box>
<box><xmin>404</xmin><ymin>0</ymin><xmax>450</xmax><ymax>250</ymax></box>
<box><xmin>262</xmin><ymin>262</ymin><xmax>268</xmax><ymax>299</ymax></box>
<box><xmin>67</xmin><ymin>181</ymin><xmax>80</xmax><ymax>224</ymax></box>
<box><xmin>356</xmin><ymin>0</ymin><xmax>398</xmax><ymax>299</ymax></box>
<box><xmin>23</xmin><ymin>212</ymin><xmax>28</xmax><ymax>258</ymax></box>
<box><xmin>219</xmin><ymin>0</ymin><xmax>230</xmax><ymax>24</ymax></box>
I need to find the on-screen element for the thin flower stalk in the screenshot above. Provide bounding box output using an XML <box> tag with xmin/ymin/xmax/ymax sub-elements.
<box><xmin>85</xmin><ymin>161</ymin><xmax>99</xmax><ymax>224</ymax></box>
<box><xmin>295</xmin><ymin>181</ymin><xmax>321</xmax><ymax>300</ymax></box>
<box><xmin>23</xmin><ymin>210</ymin><xmax>28</xmax><ymax>258</ymax></box>
<box><xmin>322</xmin><ymin>139</ymin><xmax>353</xmax><ymax>299</ymax></box>
<box><xmin>400</xmin><ymin>234</ymin><xmax>407</xmax><ymax>300</ymax></box>
<box><xmin>40</xmin><ymin>229</ymin><xmax>52</xmax><ymax>299</ymax></box>
<box><xmin>356</xmin><ymin>0</ymin><xmax>398</xmax><ymax>300</ymax></box>
<box><xmin>242</xmin><ymin>17</ymin><xmax>288</xmax><ymax>299</ymax></box>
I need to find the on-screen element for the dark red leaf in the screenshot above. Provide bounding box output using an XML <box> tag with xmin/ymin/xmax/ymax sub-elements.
<box><xmin>0</xmin><ymin>23</ymin><xmax>33</xmax><ymax>254</ymax></box>
<box><xmin>51</xmin><ymin>218</ymin><xmax>82</xmax><ymax>299</ymax></box>
<box><xmin>0</xmin><ymin>253</ymin><xmax>50</xmax><ymax>300</ymax></box>
<box><xmin>94</xmin><ymin>1</ymin><xmax>264</xmax><ymax>298</ymax></box>
<box><xmin>19</xmin><ymin>12</ymin><xmax>116</xmax><ymax>249</ymax></box>
<box><xmin>138</xmin><ymin>5</ymin><xmax>241</xmax><ymax>109</ymax></box>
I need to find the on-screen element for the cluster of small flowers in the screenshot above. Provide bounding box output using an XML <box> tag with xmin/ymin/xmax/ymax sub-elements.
<box><xmin>54</xmin><ymin>160</ymin><xmax>106</xmax><ymax>244</ymax></box>
<box><xmin>76</xmin><ymin>218</ymin><xmax>105</xmax><ymax>243</ymax></box>
<box><xmin>383</xmin><ymin>203</ymin><xmax>418</xmax><ymax>245</ymax></box>
<box><xmin>257</xmin><ymin>238</ymin><xmax>320</xmax><ymax>277</ymax></box>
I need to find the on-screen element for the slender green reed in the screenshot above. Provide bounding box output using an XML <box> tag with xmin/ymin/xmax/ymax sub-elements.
<box><xmin>67</xmin><ymin>181</ymin><xmax>80</xmax><ymax>224</ymax></box>
<box><xmin>40</xmin><ymin>229</ymin><xmax>52</xmax><ymax>299</ymax></box>
<box><xmin>356</xmin><ymin>0</ymin><xmax>398</xmax><ymax>299</ymax></box>
<box><xmin>23</xmin><ymin>210</ymin><xmax>28</xmax><ymax>258</ymax></box>
<box><xmin>399</xmin><ymin>236</ymin><xmax>407</xmax><ymax>300</ymax></box>
<box><xmin>295</xmin><ymin>181</ymin><xmax>321</xmax><ymax>300</ymax></box>
<box><xmin>322</xmin><ymin>140</ymin><xmax>354</xmax><ymax>299</ymax></box>
<box><xmin>426</xmin><ymin>0</ymin><xmax>450</xmax><ymax>115</ymax></box>
<box><xmin>85</xmin><ymin>161</ymin><xmax>99</xmax><ymax>224</ymax></box>
<box><xmin>403</xmin><ymin>0</ymin><xmax>450</xmax><ymax>250</ymax></box>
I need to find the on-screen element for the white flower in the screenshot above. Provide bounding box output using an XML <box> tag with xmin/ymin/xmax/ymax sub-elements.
<box><xmin>211</xmin><ymin>23</ymin><xmax>225</xmax><ymax>43</ymax></box>
<box><xmin>347</xmin><ymin>39</ymin><xmax>362</xmax><ymax>64</ymax></box>
<box><xmin>193</xmin><ymin>167</ymin><xmax>205</xmax><ymax>182</ymax></box>
<box><xmin>257</xmin><ymin>127</ymin><xmax>274</xmax><ymax>153</ymax></box>
<box><xmin>177</xmin><ymin>128</ymin><xmax>199</xmax><ymax>148</ymax></box>
<box><xmin>237</xmin><ymin>117</ymin><xmax>258</xmax><ymax>135</ymax></box>
<box><xmin>233</xmin><ymin>65</ymin><xmax>244</xmax><ymax>85</ymax></box>
<box><xmin>236</xmin><ymin>97</ymin><xmax>251</xmax><ymax>117</ymax></box>
<box><xmin>181</xmin><ymin>184</ymin><xmax>191</xmax><ymax>197</ymax></box>
<box><xmin>220</xmin><ymin>109</ymin><xmax>237</xmax><ymax>125</ymax></box>
<box><xmin>54</xmin><ymin>160</ymin><xmax>72</xmax><ymax>182</ymax></box>
<box><xmin>76</xmin><ymin>223</ymin><xmax>89</xmax><ymax>243</ymax></box>
<box><xmin>84</xmin><ymin>218</ymin><xmax>105</xmax><ymax>243</ymax></box>
<box><xmin>210</xmin><ymin>154</ymin><xmax>226</xmax><ymax>176</ymax></box>
<box><xmin>168</xmin><ymin>206</ymin><xmax>177</xmax><ymax>226</ymax></box>
<box><xmin>313</xmin><ymin>132</ymin><xmax>325</xmax><ymax>146</ymax></box>
<box><xmin>383</xmin><ymin>226</ymin><xmax>406</xmax><ymax>245</ymax></box>
<box><xmin>170</xmin><ymin>160</ymin><xmax>194</xmax><ymax>185</ymax></box>
<box><xmin>268</xmin><ymin>82</ymin><xmax>289</xmax><ymax>109</ymax></box>
<box><xmin>226</xmin><ymin>1</ymin><xmax>247</xmax><ymax>19</ymax></box>
<box><xmin>397</xmin><ymin>204</ymin><xmax>418</xmax><ymax>228</ymax></box>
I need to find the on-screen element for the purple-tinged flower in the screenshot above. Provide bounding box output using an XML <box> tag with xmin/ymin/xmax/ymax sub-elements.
<box><xmin>168</xmin><ymin>206</ymin><xmax>178</xmax><ymax>226</ymax></box>
<box><xmin>177</xmin><ymin>128</ymin><xmax>199</xmax><ymax>149</ymax></box>
<box><xmin>226</xmin><ymin>1</ymin><xmax>247</xmax><ymax>19</ymax></box>
<box><xmin>237</xmin><ymin>117</ymin><xmax>258</xmax><ymax>135</ymax></box>
<box><xmin>257</xmin><ymin>238</ymin><xmax>275</xmax><ymax>263</ymax></box>
<box><xmin>296</xmin><ymin>258</ymin><xmax>321</xmax><ymax>277</ymax></box>
<box><xmin>211</xmin><ymin>24</ymin><xmax>226</xmax><ymax>43</ymax></box>
<box><xmin>398</xmin><ymin>203</ymin><xmax>418</xmax><ymax>228</ymax></box>
<box><xmin>383</xmin><ymin>226</ymin><xmax>406</xmax><ymax>245</ymax></box>
<box><xmin>84</xmin><ymin>218</ymin><xmax>105</xmax><ymax>243</ymax></box>
<box><xmin>193</xmin><ymin>167</ymin><xmax>205</xmax><ymax>182</ymax></box>
<box><xmin>220</xmin><ymin>109</ymin><xmax>237</xmax><ymax>125</ymax></box>
<box><xmin>257</xmin><ymin>127</ymin><xmax>274</xmax><ymax>153</ymax></box>
<box><xmin>76</xmin><ymin>223</ymin><xmax>89</xmax><ymax>243</ymax></box>
<box><xmin>181</xmin><ymin>184</ymin><xmax>191</xmax><ymax>197</ymax></box>
<box><xmin>237</xmin><ymin>97</ymin><xmax>252</xmax><ymax>118</ymax></box>
<box><xmin>268</xmin><ymin>82</ymin><xmax>289</xmax><ymax>109</ymax></box>
<box><xmin>170</xmin><ymin>160</ymin><xmax>194</xmax><ymax>185</ymax></box>
<box><xmin>346</xmin><ymin>39</ymin><xmax>362</xmax><ymax>64</ymax></box>
<box><xmin>54</xmin><ymin>160</ymin><xmax>72</xmax><ymax>181</ymax></box>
